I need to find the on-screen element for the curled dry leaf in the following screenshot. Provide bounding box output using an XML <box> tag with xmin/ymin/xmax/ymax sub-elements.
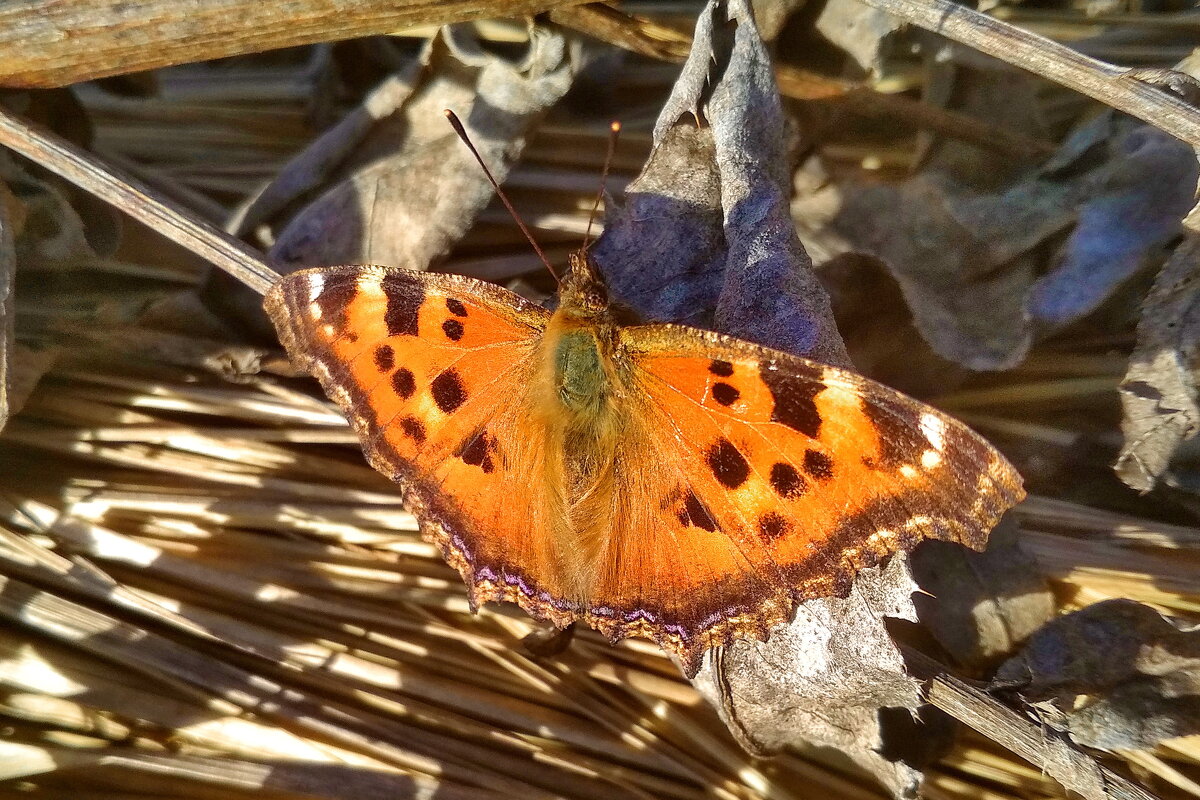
<box><xmin>1110</xmin><ymin>53</ymin><xmax>1200</xmax><ymax>493</ymax></box>
<box><xmin>1027</xmin><ymin>122</ymin><xmax>1198</xmax><ymax>329</ymax></box>
<box><xmin>1115</xmin><ymin>231</ymin><xmax>1200</xmax><ymax>492</ymax></box>
<box><xmin>592</xmin><ymin>0</ymin><xmax>849</xmax><ymax>366</ymax></box>
<box><xmin>994</xmin><ymin>599</ymin><xmax>1200</xmax><ymax>751</ymax></box>
<box><xmin>794</xmin><ymin>107</ymin><xmax>1198</xmax><ymax>371</ymax></box>
<box><xmin>233</xmin><ymin>22</ymin><xmax>579</xmax><ymax>271</ymax></box>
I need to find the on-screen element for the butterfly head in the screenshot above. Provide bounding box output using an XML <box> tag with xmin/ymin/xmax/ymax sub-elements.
<box><xmin>558</xmin><ymin>250</ymin><xmax>612</xmax><ymax>317</ymax></box>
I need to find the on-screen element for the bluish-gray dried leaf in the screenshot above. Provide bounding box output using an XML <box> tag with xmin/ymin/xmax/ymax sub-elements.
<box><xmin>593</xmin><ymin>0</ymin><xmax>849</xmax><ymax>366</ymax></box>
<box><xmin>794</xmin><ymin>109</ymin><xmax>1197</xmax><ymax>371</ymax></box>
<box><xmin>1027</xmin><ymin>125</ymin><xmax>1197</xmax><ymax>329</ymax></box>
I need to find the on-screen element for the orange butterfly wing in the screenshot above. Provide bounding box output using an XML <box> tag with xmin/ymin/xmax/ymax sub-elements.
<box><xmin>585</xmin><ymin>324</ymin><xmax>1025</xmax><ymax>674</ymax></box>
<box><xmin>266</xmin><ymin>267</ymin><xmax>578</xmax><ymax>623</ymax></box>
<box><xmin>268</xmin><ymin>267</ymin><xmax>1024</xmax><ymax>676</ymax></box>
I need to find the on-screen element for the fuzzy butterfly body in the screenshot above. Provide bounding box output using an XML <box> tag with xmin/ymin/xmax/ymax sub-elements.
<box><xmin>266</xmin><ymin>254</ymin><xmax>1024</xmax><ymax>675</ymax></box>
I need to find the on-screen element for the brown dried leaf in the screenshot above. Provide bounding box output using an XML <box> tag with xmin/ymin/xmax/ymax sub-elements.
<box><xmin>235</xmin><ymin>22</ymin><xmax>579</xmax><ymax>271</ymax></box>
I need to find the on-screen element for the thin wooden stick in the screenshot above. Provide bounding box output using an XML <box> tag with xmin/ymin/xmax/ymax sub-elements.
<box><xmin>0</xmin><ymin>0</ymin><xmax>591</xmax><ymax>88</ymax></box>
<box><xmin>0</xmin><ymin>105</ymin><xmax>279</xmax><ymax>295</ymax></box>
<box><xmin>901</xmin><ymin>647</ymin><xmax>1157</xmax><ymax>800</ymax></box>
<box><xmin>856</xmin><ymin>0</ymin><xmax>1200</xmax><ymax>147</ymax></box>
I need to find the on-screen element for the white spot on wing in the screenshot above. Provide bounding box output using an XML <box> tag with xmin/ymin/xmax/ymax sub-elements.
<box><xmin>920</xmin><ymin>412</ymin><xmax>945</xmax><ymax>451</ymax></box>
<box><xmin>306</xmin><ymin>274</ymin><xmax>325</xmax><ymax>304</ymax></box>
<box><xmin>921</xmin><ymin>449</ymin><xmax>942</xmax><ymax>469</ymax></box>
<box><xmin>899</xmin><ymin>465</ymin><xmax>918</xmax><ymax>480</ymax></box>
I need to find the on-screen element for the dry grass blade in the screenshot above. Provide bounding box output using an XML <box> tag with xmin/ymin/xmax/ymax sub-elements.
<box><xmin>0</xmin><ymin>105</ymin><xmax>277</xmax><ymax>295</ymax></box>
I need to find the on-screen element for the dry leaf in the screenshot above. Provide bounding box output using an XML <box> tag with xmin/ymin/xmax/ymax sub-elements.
<box><xmin>994</xmin><ymin>599</ymin><xmax>1200</xmax><ymax>751</ymax></box>
<box><xmin>235</xmin><ymin>22</ymin><xmax>579</xmax><ymax>271</ymax></box>
<box><xmin>794</xmin><ymin>109</ymin><xmax>1197</xmax><ymax>371</ymax></box>
<box><xmin>593</xmin><ymin>0</ymin><xmax>850</xmax><ymax>366</ymax></box>
<box><xmin>1115</xmin><ymin>232</ymin><xmax>1200</xmax><ymax>492</ymax></box>
<box><xmin>697</xmin><ymin>557</ymin><xmax>926</xmax><ymax>797</ymax></box>
<box><xmin>1027</xmin><ymin>121</ymin><xmax>1197</xmax><ymax>330</ymax></box>
<box><xmin>813</xmin><ymin>0</ymin><xmax>904</xmax><ymax>76</ymax></box>
<box><xmin>910</xmin><ymin>515</ymin><xmax>1054</xmax><ymax>672</ymax></box>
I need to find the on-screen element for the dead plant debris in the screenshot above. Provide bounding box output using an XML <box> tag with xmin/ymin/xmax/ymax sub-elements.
<box><xmin>1</xmin><ymin>1</ymin><xmax>1199</xmax><ymax>799</ymax></box>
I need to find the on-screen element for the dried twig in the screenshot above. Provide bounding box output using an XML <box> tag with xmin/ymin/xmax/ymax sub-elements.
<box><xmin>902</xmin><ymin>647</ymin><xmax>1157</xmax><ymax>800</ymax></box>
<box><xmin>0</xmin><ymin>0</ymin><xmax>591</xmax><ymax>88</ymax></box>
<box><xmin>0</xmin><ymin>105</ymin><xmax>277</xmax><ymax>295</ymax></box>
<box><xmin>856</xmin><ymin>0</ymin><xmax>1200</xmax><ymax>147</ymax></box>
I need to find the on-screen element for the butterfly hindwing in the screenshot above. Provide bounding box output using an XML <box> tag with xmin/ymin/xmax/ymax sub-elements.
<box><xmin>266</xmin><ymin>267</ymin><xmax>576</xmax><ymax>622</ymax></box>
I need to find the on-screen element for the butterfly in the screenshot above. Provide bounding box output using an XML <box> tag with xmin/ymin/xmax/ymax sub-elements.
<box><xmin>264</xmin><ymin>246</ymin><xmax>1025</xmax><ymax>676</ymax></box>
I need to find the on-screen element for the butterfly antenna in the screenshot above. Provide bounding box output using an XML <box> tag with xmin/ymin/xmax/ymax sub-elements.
<box><xmin>582</xmin><ymin>121</ymin><xmax>621</xmax><ymax>251</ymax></box>
<box><xmin>444</xmin><ymin>109</ymin><xmax>559</xmax><ymax>283</ymax></box>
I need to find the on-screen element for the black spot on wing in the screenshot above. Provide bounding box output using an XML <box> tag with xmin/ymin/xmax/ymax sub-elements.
<box><xmin>399</xmin><ymin>416</ymin><xmax>426</xmax><ymax>444</ymax></box>
<box><xmin>759</xmin><ymin>512</ymin><xmax>790</xmax><ymax>541</ymax></box>
<box><xmin>861</xmin><ymin>397</ymin><xmax>924</xmax><ymax>469</ymax></box>
<box><xmin>804</xmin><ymin>449</ymin><xmax>834</xmax><ymax>481</ymax></box>
<box><xmin>677</xmin><ymin>490</ymin><xmax>719</xmax><ymax>532</ymax></box>
<box><xmin>456</xmin><ymin>429</ymin><xmax>496</xmax><ymax>473</ymax></box>
<box><xmin>712</xmin><ymin>382</ymin><xmax>740</xmax><ymax>407</ymax></box>
<box><xmin>382</xmin><ymin>274</ymin><xmax>423</xmax><ymax>336</ymax></box>
<box><xmin>374</xmin><ymin>345</ymin><xmax>394</xmax><ymax>372</ymax></box>
<box><xmin>760</xmin><ymin>361</ymin><xmax>824</xmax><ymax>438</ymax></box>
<box><xmin>442</xmin><ymin>318</ymin><xmax>464</xmax><ymax>341</ymax></box>
<box><xmin>709</xmin><ymin>359</ymin><xmax>734</xmax><ymax>377</ymax></box>
<box><xmin>432</xmin><ymin>369</ymin><xmax>467</xmax><ymax>414</ymax></box>
<box><xmin>707</xmin><ymin>438</ymin><xmax>749</xmax><ymax>489</ymax></box>
<box><xmin>446</xmin><ymin>298</ymin><xmax>468</xmax><ymax>317</ymax></box>
<box><xmin>313</xmin><ymin>277</ymin><xmax>357</xmax><ymax>331</ymax></box>
<box><xmin>392</xmin><ymin>368</ymin><xmax>416</xmax><ymax>399</ymax></box>
<box><xmin>769</xmin><ymin>462</ymin><xmax>806</xmax><ymax>498</ymax></box>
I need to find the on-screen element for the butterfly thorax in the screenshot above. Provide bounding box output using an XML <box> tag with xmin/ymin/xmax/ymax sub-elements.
<box><xmin>535</xmin><ymin>252</ymin><xmax>627</xmax><ymax>600</ymax></box>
